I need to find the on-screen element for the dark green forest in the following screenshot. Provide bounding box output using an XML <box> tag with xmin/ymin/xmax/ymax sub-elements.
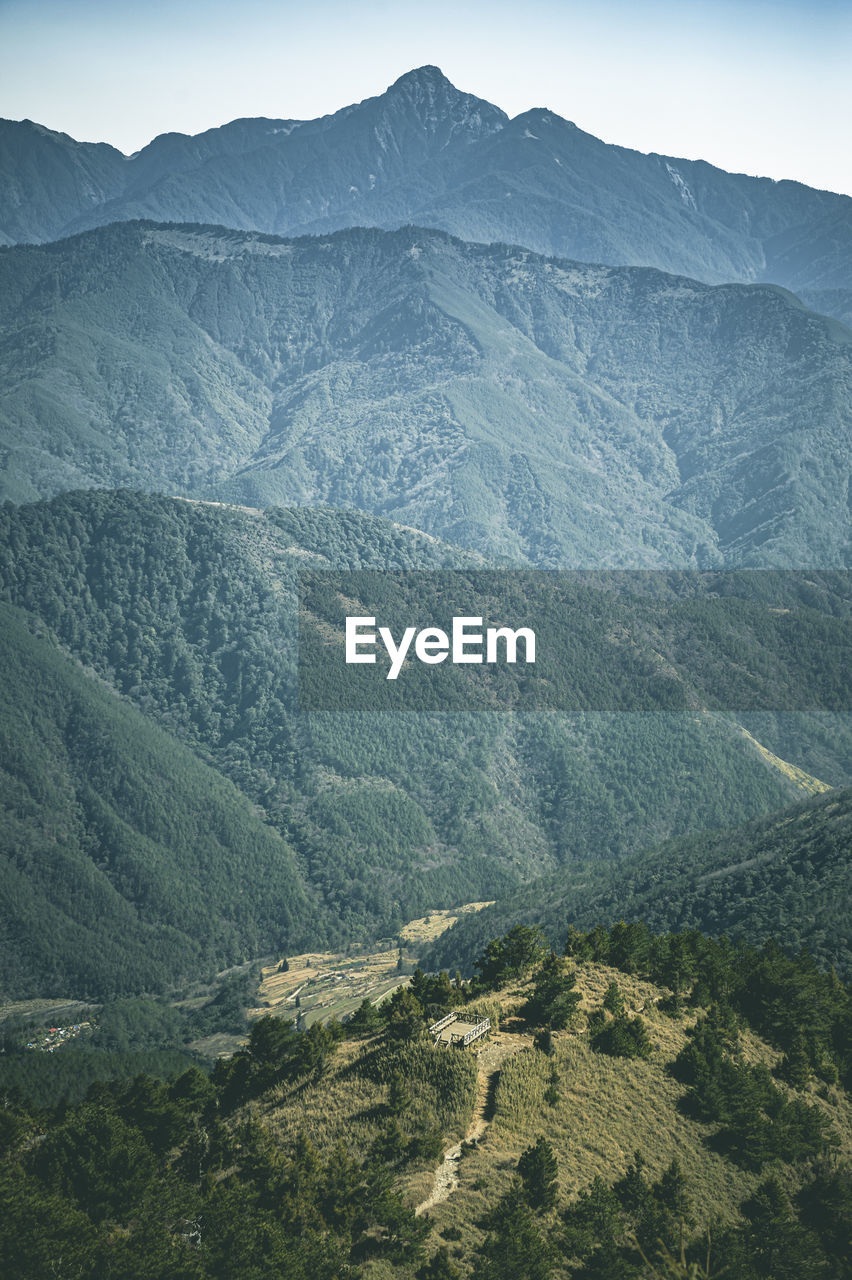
<box><xmin>298</xmin><ymin>567</ymin><xmax>852</xmax><ymax>712</ymax></box>
<box><xmin>0</xmin><ymin>601</ymin><xmax>320</xmax><ymax>998</ymax></box>
<box><xmin>425</xmin><ymin>785</ymin><xmax>852</xmax><ymax>979</ymax></box>
<box><xmin>1</xmin><ymin>490</ymin><xmax>848</xmax><ymax>998</ymax></box>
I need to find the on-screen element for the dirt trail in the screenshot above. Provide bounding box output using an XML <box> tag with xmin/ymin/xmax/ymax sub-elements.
<box><xmin>415</xmin><ymin>1033</ymin><xmax>525</xmax><ymax>1216</ymax></box>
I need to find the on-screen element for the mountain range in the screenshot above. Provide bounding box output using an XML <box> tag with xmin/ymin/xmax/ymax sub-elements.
<box><xmin>3</xmin><ymin>66</ymin><xmax>852</xmax><ymax>327</ymax></box>
<box><xmin>2</xmin><ymin>221</ymin><xmax>851</xmax><ymax>566</ymax></box>
<box><xmin>3</xmin><ymin>59</ymin><xmax>852</xmax><ymax>1280</ymax></box>
<box><xmin>1</xmin><ymin>67</ymin><xmax>851</xmax><ymax>1006</ymax></box>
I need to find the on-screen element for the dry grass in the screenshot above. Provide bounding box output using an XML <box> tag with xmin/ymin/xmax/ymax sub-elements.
<box><xmin>572</xmin><ymin>962</ymin><xmax>666</xmax><ymax>1017</ymax></box>
<box><xmin>737</xmin><ymin>723</ymin><xmax>830</xmax><ymax>794</ymax></box>
<box><xmin>489</xmin><ymin>1037</ymin><xmax>757</xmax><ymax>1216</ymax></box>
<box><xmin>256</xmin><ymin>1033</ymin><xmax>478</xmax><ymax>1173</ymax></box>
<box><xmin>399</xmin><ymin>903</ymin><xmax>494</xmax><ymax>947</ymax></box>
<box><xmin>419</xmin><ymin>962</ymin><xmax>852</xmax><ymax>1269</ymax></box>
<box><xmin>185</xmin><ymin>1031</ymin><xmax>246</xmax><ymax>1058</ymax></box>
<box><xmin>0</xmin><ymin>997</ymin><xmax>93</xmax><ymax>1024</ymax></box>
<box><xmin>243</xmin><ymin>958</ymin><xmax>852</xmax><ymax>1278</ymax></box>
<box><xmin>254</xmin><ymin>1037</ymin><xmax>388</xmax><ymax>1155</ymax></box>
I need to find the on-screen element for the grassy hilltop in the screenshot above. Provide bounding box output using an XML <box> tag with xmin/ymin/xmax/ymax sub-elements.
<box><xmin>2</xmin><ymin>921</ymin><xmax>850</xmax><ymax>1278</ymax></box>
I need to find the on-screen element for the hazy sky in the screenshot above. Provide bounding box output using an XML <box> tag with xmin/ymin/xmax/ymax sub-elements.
<box><xmin>2</xmin><ymin>0</ymin><xmax>851</xmax><ymax>195</ymax></box>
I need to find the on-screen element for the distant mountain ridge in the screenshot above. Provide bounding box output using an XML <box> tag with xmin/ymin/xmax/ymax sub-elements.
<box><xmin>0</xmin><ymin>68</ymin><xmax>506</xmax><ymax>246</ymax></box>
<box><xmin>1</xmin><ymin>221</ymin><xmax>850</xmax><ymax>567</ymax></box>
<box><xmin>3</xmin><ymin>66</ymin><xmax>851</xmax><ymax>323</ymax></box>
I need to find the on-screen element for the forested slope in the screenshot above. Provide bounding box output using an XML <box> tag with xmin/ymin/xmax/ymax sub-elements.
<box><xmin>2</xmin><ymin>491</ymin><xmax>849</xmax><ymax>999</ymax></box>
<box><xmin>0</xmin><ymin>602</ymin><xmax>319</xmax><ymax>999</ymax></box>
<box><xmin>2</xmin><ymin>923</ymin><xmax>850</xmax><ymax>1277</ymax></box>
<box><xmin>424</xmin><ymin>785</ymin><xmax>852</xmax><ymax>979</ymax></box>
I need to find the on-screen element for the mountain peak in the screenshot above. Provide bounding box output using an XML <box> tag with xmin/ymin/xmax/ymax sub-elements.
<box><xmin>381</xmin><ymin>66</ymin><xmax>507</xmax><ymax>140</ymax></box>
<box><xmin>389</xmin><ymin>65</ymin><xmax>452</xmax><ymax>91</ymax></box>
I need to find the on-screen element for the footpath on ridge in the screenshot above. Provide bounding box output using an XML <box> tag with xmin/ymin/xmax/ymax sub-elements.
<box><xmin>415</xmin><ymin>1031</ymin><xmax>526</xmax><ymax>1216</ymax></box>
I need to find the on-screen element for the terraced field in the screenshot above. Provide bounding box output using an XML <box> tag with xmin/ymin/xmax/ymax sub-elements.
<box><xmin>252</xmin><ymin>903</ymin><xmax>493</xmax><ymax>1028</ymax></box>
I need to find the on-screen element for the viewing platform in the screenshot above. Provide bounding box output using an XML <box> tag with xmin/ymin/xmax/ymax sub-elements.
<box><xmin>429</xmin><ymin>1011</ymin><xmax>491</xmax><ymax>1048</ymax></box>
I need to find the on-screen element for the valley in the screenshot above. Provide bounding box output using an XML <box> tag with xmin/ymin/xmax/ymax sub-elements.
<box><xmin>2</xmin><ymin>491</ymin><xmax>848</xmax><ymax>1002</ymax></box>
<box><xmin>252</xmin><ymin>904</ymin><xmax>491</xmax><ymax>1033</ymax></box>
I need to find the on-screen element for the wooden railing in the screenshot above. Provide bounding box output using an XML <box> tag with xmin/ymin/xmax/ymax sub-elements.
<box><xmin>450</xmin><ymin>1017</ymin><xmax>490</xmax><ymax>1047</ymax></box>
<box><xmin>428</xmin><ymin>1011</ymin><xmax>458</xmax><ymax>1035</ymax></box>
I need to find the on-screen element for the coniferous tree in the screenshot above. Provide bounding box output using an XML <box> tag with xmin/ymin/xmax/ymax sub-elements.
<box><xmin>518</xmin><ymin>1137</ymin><xmax>559</xmax><ymax>1212</ymax></box>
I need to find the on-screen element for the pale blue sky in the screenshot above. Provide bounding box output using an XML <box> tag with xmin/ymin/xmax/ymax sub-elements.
<box><xmin>2</xmin><ymin>0</ymin><xmax>851</xmax><ymax>194</ymax></box>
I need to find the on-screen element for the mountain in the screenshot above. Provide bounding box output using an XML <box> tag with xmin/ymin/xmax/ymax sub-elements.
<box><xmin>0</xmin><ymin>600</ymin><xmax>322</xmax><ymax>1000</ymax></box>
<box><xmin>3</xmin><ymin>67</ymin><xmax>852</xmax><ymax>324</ymax></box>
<box><xmin>0</xmin><ymin>120</ymin><xmax>127</xmax><ymax>247</ymax></box>
<box><xmin>2</xmin><ymin>490</ymin><xmax>850</xmax><ymax>1002</ymax></box>
<box><xmin>423</xmin><ymin>784</ymin><xmax>852</xmax><ymax>979</ymax></box>
<box><xmin>2</xmin><ymin>222</ymin><xmax>851</xmax><ymax>566</ymax></box>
